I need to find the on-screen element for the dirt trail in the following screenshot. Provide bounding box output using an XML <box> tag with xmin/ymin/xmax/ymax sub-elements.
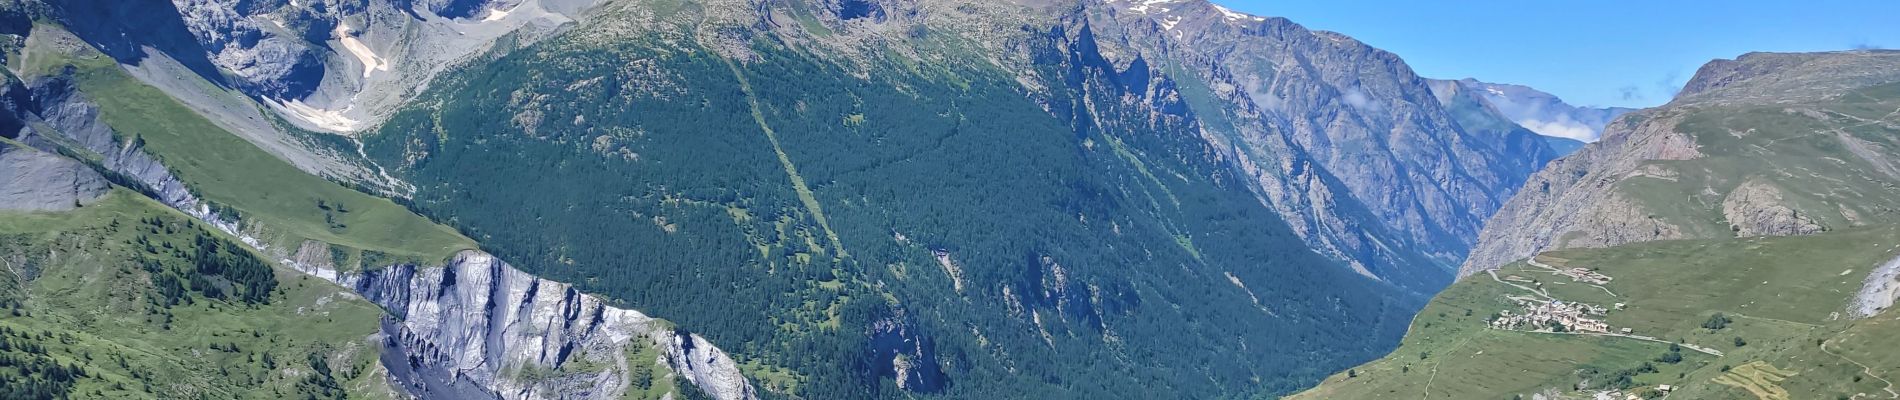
<box><xmin>1820</xmin><ymin>338</ymin><xmax>1898</xmax><ymax>399</ymax></box>
<box><xmin>1524</xmin><ymin>257</ymin><xmax>1618</xmax><ymax>297</ymax></box>
<box><xmin>1487</xmin><ymin>269</ymin><xmax>1552</xmax><ymax>300</ymax></box>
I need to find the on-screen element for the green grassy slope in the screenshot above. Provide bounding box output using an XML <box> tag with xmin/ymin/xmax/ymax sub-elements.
<box><xmin>1610</xmin><ymin>81</ymin><xmax>1900</xmax><ymax>243</ymax></box>
<box><xmin>13</xmin><ymin>29</ymin><xmax>472</xmax><ymax>263</ymax></box>
<box><xmin>1293</xmin><ymin>227</ymin><xmax>1900</xmax><ymax>399</ymax></box>
<box><xmin>0</xmin><ymin>190</ymin><xmax>397</xmax><ymax>399</ymax></box>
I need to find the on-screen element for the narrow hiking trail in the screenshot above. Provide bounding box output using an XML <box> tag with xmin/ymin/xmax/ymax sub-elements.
<box><xmin>1821</xmin><ymin>338</ymin><xmax>1899</xmax><ymax>399</ymax></box>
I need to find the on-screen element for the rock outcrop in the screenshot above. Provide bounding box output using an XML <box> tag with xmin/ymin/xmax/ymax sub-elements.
<box><xmin>1852</xmin><ymin>254</ymin><xmax>1900</xmax><ymax>319</ymax></box>
<box><xmin>0</xmin><ymin>142</ymin><xmax>107</xmax><ymax>211</ymax></box>
<box><xmin>18</xmin><ymin>70</ymin><xmax>201</xmax><ymax>208</ymax></box>
<box><xmin>0</xmin><ymin>75</ymin><xmax>107</xmax><ymax>211</ymax></box>
<box><xmin>322</xmin><ymin>250</ymin><xmax>757</xmax><ymax>400</ymax></box>
<box><xmin>1720</xmin><ymin>179</ymin><xmax>1825</xmax><ymax>237</ymax></box>
<box><xmin>128</xmin><ymin>0</ymin><xmax>595</xmax><ymax>132</ymax></box>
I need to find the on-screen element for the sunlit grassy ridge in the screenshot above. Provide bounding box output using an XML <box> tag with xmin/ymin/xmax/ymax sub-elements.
<box><xmin>0</xmin><ymin>190</ymin><xmax>396</xmax><ymax>399</ymax></box>
<box><xmin>17</xmin><ymin>29</ymin><xmax>472</xmax><ymax>263</ymax></box>
<box><xmin>1295</xmin><ymin>226</ymin><xmax>1900</xmax><ymax>399</ymax></box>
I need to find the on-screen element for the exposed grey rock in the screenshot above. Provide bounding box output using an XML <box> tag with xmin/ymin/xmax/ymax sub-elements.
<box><xmin>1048</xmin><ymin>0</ymin><xmax>1561</xmax><ymax>288</ymax></box>
<box><xmin>868</xmin><ymin>313</ymin><xmax>944</xmax><ymax>393</ymax></box>
<box><xmin>1721</xmin><ymin>179</ymin><xmax>1825</xmax><ymax>237</ymax></box>
<box><xmin>0</xmin><ymin>141</ymin><xmax>106</xmax><ymax>211</ymax></box>
<box><xmin>1677</xmin><ymin>50</ymin><xmax>1900</xmax><ymax>104</ymax></box>
<box><xmin>313</xmin><ymin>251</ymin><xmax>759</xmax><ymax>400</ymax></box>
<box><xmin>24</xmin><ymin>71</ymin><xmax>201</xmax><ymax>208</ymax></box>
<box><xmin>1852</xmin><ymin>254</ymin><xmax>1900</xmax><ymax>319</ymax></box>
<box><xmin>169</xmin><ymin>0</ymin><xmax>327</xmax><ymax>98</ymax></box>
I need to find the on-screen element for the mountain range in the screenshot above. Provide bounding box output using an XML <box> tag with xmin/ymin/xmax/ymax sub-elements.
<box><xmin>4</xmin><ymin>0</ymin><xmax>1895</xmax><ymax>399</ymax></box>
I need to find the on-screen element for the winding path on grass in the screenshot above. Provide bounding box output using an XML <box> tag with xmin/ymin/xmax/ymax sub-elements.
<box><xmin>1529</xmin><ymin>331</ymin><xmax>1723</xmax><ymax>357</ymax></box>
<box><xmin>1487</xmin><ymin>269</ymin><xmax>1552</xmax><ymax>300</ymax></box>
<box><xmin>1820</xmin><ymin>338</ymin><xmax>1898</xmax><ymax>399</ymax></box>
<box><xmin>1419</xmin><ymin>335</ymin><xmax>1475</xmax><ymax>400</ymax></box>
<box><xmin>1524</xmin><ymin>256</ymin><xmax>1619</xmax><ymax>297</ymax></box>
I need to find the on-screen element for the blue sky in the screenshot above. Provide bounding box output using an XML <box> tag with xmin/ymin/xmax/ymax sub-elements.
<box><xmin>1214</xmin><ymin>1</ymin><xmax>1900</xmax><ymax>108</ymax></box>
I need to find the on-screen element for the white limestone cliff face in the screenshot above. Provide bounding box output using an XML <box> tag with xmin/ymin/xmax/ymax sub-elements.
<box><xmin>321</xmin><ymin>250</ymin><xmax>758</xmax><ymax>400</ymax></box>
<box><xmin>1852</xmin><ymin>253</ymin><xmax>1900</xmax><ymax>319</ymax></box>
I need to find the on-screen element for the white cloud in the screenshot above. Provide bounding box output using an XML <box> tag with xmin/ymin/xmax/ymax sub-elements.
<box><xmin>1515</xmin><ymin>117</ymin><xmax>1598</xmax><ymax>142</ymax></box>
<box><xmin>1341</xmin><ymin>87</ymin><xmax>1384</xmax><ymax>113</ymax></box>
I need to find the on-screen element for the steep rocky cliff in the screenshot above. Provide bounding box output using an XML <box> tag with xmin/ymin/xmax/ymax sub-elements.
<box><xmin>299</xmin><ymin>249</ymin><xmax>757</xmax><ymax>400</ymax></box>
<box><xmin>1045</xmin><ymin>0</ymin><xmax>1562</xmax><ymax>288</ymax></box>
<box><xmin>49</xmin><ymin>0</ymin><xmax>591</xmax><ymax>131</ymax></box>
<box><xmin>1461</xmin><ymin>50</ymin><xmax>1900</xmax><ymax>276</ymax></box>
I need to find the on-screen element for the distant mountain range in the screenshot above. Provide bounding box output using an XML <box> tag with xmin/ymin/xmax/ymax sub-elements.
<box><xmin>1430</xmin><ymin>78</ymin><xmax>1638</xmax><ymax>154</ymax></box>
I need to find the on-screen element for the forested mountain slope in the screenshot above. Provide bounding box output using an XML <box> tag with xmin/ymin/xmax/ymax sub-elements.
<box><xmin>30</xmin><ymin>0</ymin><xmax>1563</xmax><ymax>291</ymax></box>
<box><xmin>359</xmin><ymin>0</ymin><xmax>1416</xmax><ymax>396</ymax></box>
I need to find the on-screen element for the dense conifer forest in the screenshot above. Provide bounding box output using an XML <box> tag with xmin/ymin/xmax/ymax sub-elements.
<box><xmin>364</xmin><ymin>23</ymin><xmax>1417</xmax><ymax>398</ymax></box>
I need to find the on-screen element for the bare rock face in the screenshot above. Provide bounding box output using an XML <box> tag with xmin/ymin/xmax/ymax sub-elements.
<box><xmin>867</xmin><ymin>313</ymin><xmax>944</xmax><ymax>393</ymax></box>
<box><xmin>1853</xmin><ymin>254</ymin><xmax>1900</xmax><ymax>319</ymax></box>
<box><xmin>168</xmin><ymin>0</ymin><xmax>328</xmax><ymax>98</ymax></box>
<box><xmin>1460</xmin><ymin>50</ymin><xmax>1900</xmax><ymax>277</ymax></box>
<box><xmin>23</xmin><ymin>72</ymin><xmax>201</xmax><ymax>207</ymax></box>
<box><xmin>1039</xmin><ymin>0</ymin><xmax>1562</xmax><ymax>289</ymax></box>
<box><xmin>339</xmin><ymin>251</ymin><xmax>758</xmax><ymax>400</ymax></box>
<box><xmin>0</xmin><ymin>142</ymin><xmax>107</xmax><ymax>211</ymax></box>
<box><xmin>1721</xmin><ymin>179</ymin><xmax>1825</xmax><ymax>237</ymax></box>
